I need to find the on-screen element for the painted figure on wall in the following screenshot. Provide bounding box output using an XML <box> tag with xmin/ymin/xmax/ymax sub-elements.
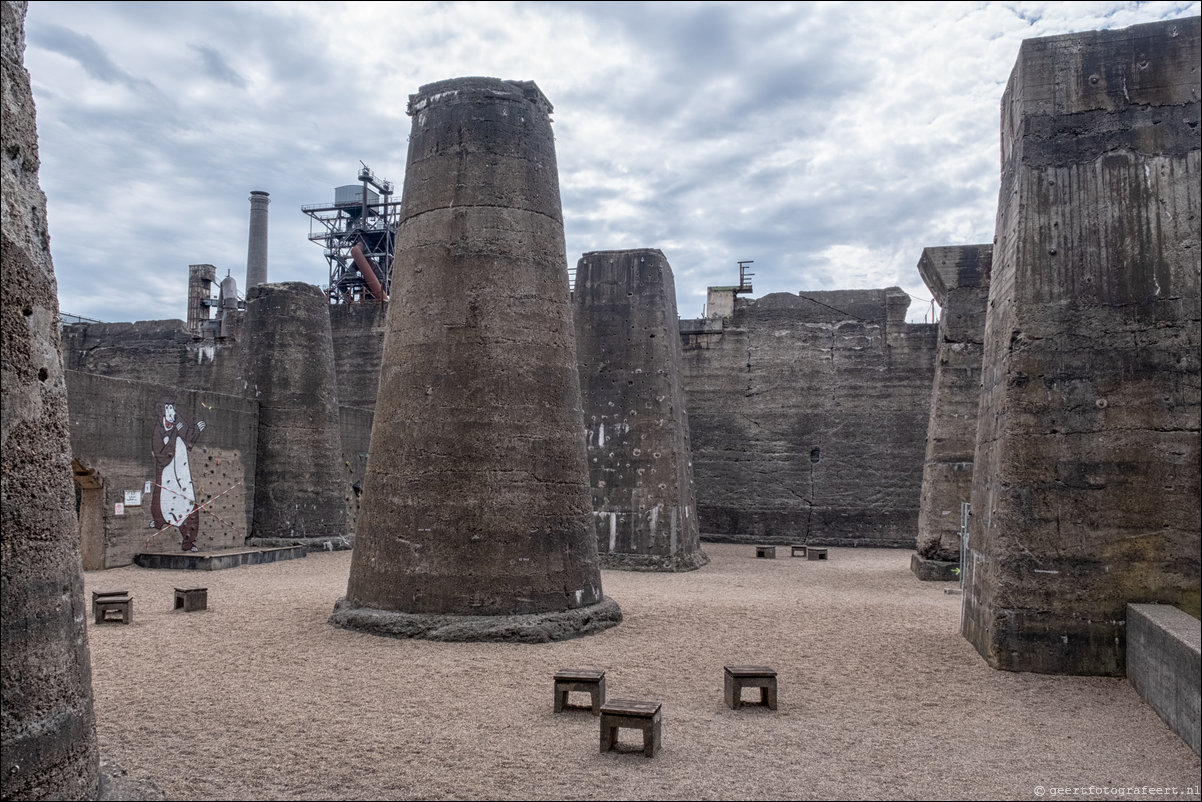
<box><xmin>151</xmin><ymin>400</ymin><xmax>206</xmax><ymax>552</ymax></box>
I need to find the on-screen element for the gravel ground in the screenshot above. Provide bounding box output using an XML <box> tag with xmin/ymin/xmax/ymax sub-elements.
<box><xmin>82</xmin><ymin>544</ymin><xmax>1201</xmax><ymax>801</ymax></box>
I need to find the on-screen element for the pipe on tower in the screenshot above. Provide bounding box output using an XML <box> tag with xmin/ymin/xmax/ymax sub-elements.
<box><xmin>351</xmin><ymin>244</ymin><xmax>388</xmax><ymax>301</ymax></box>
<box><xmin>245</xmin><ymin>190</ymin><xmax>270</xmax><ymax>289</ymax></box>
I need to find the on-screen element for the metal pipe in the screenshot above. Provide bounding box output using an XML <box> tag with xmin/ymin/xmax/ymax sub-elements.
<box><xmin>351</xmin><ymin>244</ymin><xmax>388</xmax><ymax>301</ymax></box>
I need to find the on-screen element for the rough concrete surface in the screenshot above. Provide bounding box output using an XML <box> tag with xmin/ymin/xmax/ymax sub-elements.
<box><xmin>78</xmin><ymin>546</ymin><xmax>1202</xmax><ymax>800</ymax></box>
<box><xmin>680</xmin><ymin>289</ymin><xmax>938</xmax><ymax>548</ymax></box>
<box><xmin>915</xmin><ymin>245</ymin><xmax>991</xmax><ymax>566</ymax></box>
<box><xmin>574</xmin><ymin>249</ymin><xmax>708</xmax><ymax>571</ymax></box>
<box><xmin>343</xmin><ymin>77</ymin><xmax>612</xmax><ymax>629</ymax></box>
<box><xmin>244</xmin><ymin>282</ymin><xmax>349</xmax><ymax>543</ymax></box>
<box><xmin>1</xmin><ymin>1</ymin><xmax>100</xmax><ymax>797</ymax></box>
<box><xmin>964</xmin><ymin>16</ymin><xmax>1202</xmax><ymax>676</ymax></box>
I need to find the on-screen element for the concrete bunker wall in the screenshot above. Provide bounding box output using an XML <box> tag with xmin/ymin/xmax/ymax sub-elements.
<box><xmin>66</xmin><ymin>370</ymin><xmax>257</xmax><ymax>567</ymax></box>
<box><xmin>680</xmin><ymin>288</ymin><xmax>939</xmax><ymax>547</ymax></box>
<box><xmin>963</xmin><ymin>17</ymin><xmax>1201</xmax><ymax>675</ymax></box>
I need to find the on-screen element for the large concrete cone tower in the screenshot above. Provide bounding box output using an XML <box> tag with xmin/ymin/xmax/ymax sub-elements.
<box><xmin>331</xmin><ymin>77</ymin><xmax>621</xmax><ymax>642</ymax></box>
<box><xmin>1</xmin><ymin>1</ymin><xmax>100</xmax><ymax>796</ymax></box>
<box><xmin>574</xmin><ymin>249</ymin><xmax>709</xmax><ymax>571</ymax></box>
<box><xmin>245</xmin><ymin>282</ymin><xmax>350</xmax><ymax>548</ymax></box>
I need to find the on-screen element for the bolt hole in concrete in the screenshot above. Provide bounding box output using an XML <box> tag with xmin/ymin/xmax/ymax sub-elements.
<box><xmin>38</xmin><ymin>367</ymin><xmax>48</xmax><ymax>381</ymax></box>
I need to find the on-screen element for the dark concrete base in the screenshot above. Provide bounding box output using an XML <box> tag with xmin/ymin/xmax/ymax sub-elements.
<box><xmin>1127</xmin><ymin>604</ymin><xmax>1201</xmax><ymax>756</ymax></box>
<box><xmin>133</xmin><ymin>546</ymin><xmax>306</xmax><ymax>571</ymax></box>
<box><xmin>329</xmin><ymin>596</ymin><xmax>623</xmax><ymax>643</ymax></box>
<box><xmin>910</xmin><ymin>553</ymin><xmax>960</xmax><ymax>581</ymax></box>
<box><xmin>247</xmin><ymin>535</ymin><xmax>354</xmax><ymax>552</ymax></box>
<box><xmin>598</xmin><ymin>550</ymin><xmax>710</xmax><ymax>572</ymax></box>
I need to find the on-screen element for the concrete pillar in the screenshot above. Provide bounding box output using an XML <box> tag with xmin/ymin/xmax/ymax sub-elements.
<box><xmin>244</xmin><ymin>282</ymin><xmax>349</xmax><ymax>547</ymax></box>
<box><xmin>332</xmin><ymin>77</ymin><xmax>620</xmax><ymax>642</ymax></box>
<box><xmin>1</xmin><ymin>1</ymin><xmax>100</xmax><ymax>797</ymax></box>
<box><xmin>574</xmin><ymin>249</ymin><xmax>708</xmax><ymax>571</ymax></box>
<box><xmin>964</xmin><ymin>17</ymin><xmax>1201</xmax><ymax>675</ymax></box>
<box><xmin>245</xmin><ymin>190</ymin><xmax>269</xmax><ymax>289</ymax></box>
<box><xmin>187</xmin><ymin>262</ymin><xmax>215</xmax><ymax>336</ymax></box>
<box><xmin>911</xmin><ymin>245</ymin><xmax>991</xmax><ymax>580</ymax></box>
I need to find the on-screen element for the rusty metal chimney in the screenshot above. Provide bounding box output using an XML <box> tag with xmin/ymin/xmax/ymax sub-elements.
<box><xmin>245</xmin><ymin>190</ymin><xmax>270</xmax><ymax>289</ymax></box>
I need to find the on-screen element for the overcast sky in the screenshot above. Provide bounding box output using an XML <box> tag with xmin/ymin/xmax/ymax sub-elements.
<box><xmin>23</xmin><ymin>0</ymin><xmax>1200</xmax><ymax>324</ymax></box>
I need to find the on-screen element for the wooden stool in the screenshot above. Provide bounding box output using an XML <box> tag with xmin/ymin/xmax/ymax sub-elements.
<box><xmin>790</xmin><ymin>544</ymin><xmax>807</xmax><ymax>557</ymax></box>
<box><xmin>92</xmin><ymin>591</ymin><xmax>132</xmax><ymax>624</ymax></box>
<box><xmin>724</xmin><ymin>665</ymin><xmax>777</xmax><ymax>710</ymax></box>
<box><xmin>174</xmin><ymin>587</ymin><xmax>208</xmax><ymax>612</ymax></box>
<box><xmin>807</xmin><ymin>547</ymin><xmax>829</xmax><ymax>561</ymax></box>
<box><xmin>755</xmin><ymin>545</ymin><xmax>776</xmax><ymax>559</ymax></box>
<box><xmin>600</xmin><ymin>699</ymin><xmax>661</xmax><ymax>757</ymax></box>
<box><xmin>554</xmin><ymin>669</ymin><xmax>605</xmax><ymax>715</ymax></box>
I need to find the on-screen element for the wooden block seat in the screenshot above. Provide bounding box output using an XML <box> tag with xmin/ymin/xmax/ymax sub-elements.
<box><xmin>790</xmin><ymin>544</ymin><xmax>807</xmax><ymax>557</ymax></box>
<box><xmin>755</xmin><ymin>545</ymin><xmax>776</xmax><ymax>559</ymax></box>
<box><xmin>724</xmin><ymin>665</ymin><xmax>777</xmax><ymax>710</ymax></box>
<box><xmin>92</xmin><ymin>592</ymin><xmax>132</xmax><ymax>624</ymax></box>
<box><xmin>554</xmin><ymin>668</ymin><xmax>606</xmax><ymax>714</ymax></box>
<box><xmin>174</xmin><ymin>587</ymin><xmax>208</xmax><ymax>612</ymax></box>
<box><xmin>600</xmin><ymin>699</ymin><xmax>661</xmax><ymax>757</ymax></box>
<box><xmin>807</xmin><ymin>547</ymin><xmax>829</xmax><ymax>561</ymax></box>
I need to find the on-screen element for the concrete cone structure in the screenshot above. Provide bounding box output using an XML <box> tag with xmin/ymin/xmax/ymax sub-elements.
<box><xmin>1</xmin><ymin>1</ymin><xmax>100</xmax><ymax>796</ymax></box>
<box><xmin>244</xmin><ymin>282</ymin><xmax>350</xmax><ymax>548</ymax></box>
<box><xmin>574</xmin><ymin>249</ymin><xmax>708</xmax><ymax>571</ymax></box>
<box><xmin>331</xmin><ymin>77</ymin><xmax>621</xmax><ymax>642</ymax></box>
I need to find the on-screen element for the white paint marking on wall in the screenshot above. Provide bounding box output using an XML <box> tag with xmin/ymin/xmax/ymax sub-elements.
<box><xmin>648</xmin><ymin>505</ymin><xmax>659</xmax><ymax>541</ymax></box>
<box><xmin>197</xmin><ymin>345</ymin><xmax>216</xmax><ymax>364</ymax></box>
<box><xmin>598</xmin><ymin>422</ymin><xmax>605</xmax><ymax>448</ymax></box>
<box><xmin>1033</xmin><ymin>569</ymin><xmax>1060</xmax><ymax>574</ymax></box>
<box><xmin>575</xmin><ymin>589</ymin><xmax>583</xmax><ymax>605</ymax></box>
<box><xmin>670</xmin><ymin>507</ymin><xmax>678</xmax><ymax>553</ymax></box>
<box><xmin>609</xmin><ymin>513</ymin><xmax>617</xmax><ymax>551</ymax></box>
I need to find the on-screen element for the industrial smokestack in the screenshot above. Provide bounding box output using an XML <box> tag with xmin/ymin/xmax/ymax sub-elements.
<box><xmin>245</xmin><ymin>190</ymin><xmax>270</xmax><ymax>289</ymax></box>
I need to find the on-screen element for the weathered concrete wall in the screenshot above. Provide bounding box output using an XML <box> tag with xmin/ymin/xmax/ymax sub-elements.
<box><xmin>574</xmin><ymin>249</ymin><xmax>707</xmax><ymax>571</ymax></box>
<box><xmin>1126</xmin><ymin>604</ymin><xmax>1201</xmax><ymax>755</ymax></box>
<box><xmin>329</xmin><ymin>301</ymin><xmax>387</xmax><ymax>411</ymax></box>
<box><xmin>244</xmin><ymin>282</ymin><xmax>349</xmax><ymax>545</ymax></box>
<box><xmin>336</xmin><ymin>77</ymin><xmax>619</xmax><ymax>641</ymax></box>
<box><xmin>62</xmin><ymin>317</ymin><xmax>250</xmax><ymax>398</ymax></box>
<box><xmin>339</xmin><ymin>405</ymin><xmax>373</xmax><ymax>536</ymax></box>
<box><xmin>0</xmin><ymin>1</ymin><xmax>100</xmax><ymax>795</ymax></box>
<box><xmin>65</xmin><ymin>371</ymin><xmax>256</xmax><ymax>567</ymax></box>
<box><xmin>680</xmin><ymin>288</ymin><xmax>939</xmax><ymax>547</ymax></box>
<box><xmin>963</xmin><ymin>18</ymin><xmax>1202</xmax><ymax>675</ymax></box>
<box><xmin>914</xmin><ymin>245</ymin><xmax>992</xmax><ymax>572</ymax></box>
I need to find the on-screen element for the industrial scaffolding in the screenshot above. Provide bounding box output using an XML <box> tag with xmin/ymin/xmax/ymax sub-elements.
<box><xmin>301</xmin><ymin>164</ymin><xmax>401</xmax><ymax>304</ymax></box>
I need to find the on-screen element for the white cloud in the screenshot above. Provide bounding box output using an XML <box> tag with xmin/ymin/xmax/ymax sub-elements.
<box><xmin>21</xmin><ymin>0</ymin><xmax>1200</xmax><ymax>324</ymax></box>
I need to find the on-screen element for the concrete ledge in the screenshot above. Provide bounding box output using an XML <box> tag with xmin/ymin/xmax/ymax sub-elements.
<box><xmin>133</xmin><ymin>546</ymin><xmax>307</xmax><ymax>571</ymax></box>
<box><xmin>910</xmin><ymin>553</ymin><xmax>961</xmax><ymax>581</ymax></box>
<box><xmin>247</xmin><ymin>536</ymin><xmax>354</xmax><ymax>552</ymax></box>
<box><xmin>598</xmin><ymin>550</ymin><xmax>710</xmax><ymax>572</ymax></box>
<box><xmin>1127</xmin><ymin>603</ymin><xmax>1201</xmax><ymax>756</ymax></box>
<box><xmin>329</xmin><ymin>596</ymin><xmax>623</xmax><ymax>643</ymax></box>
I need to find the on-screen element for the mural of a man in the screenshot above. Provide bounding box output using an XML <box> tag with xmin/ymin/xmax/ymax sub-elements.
<box><xmin>151</xmin><ymin>400</ymin><xmax>206</xmax><ymax>552</ymax></box>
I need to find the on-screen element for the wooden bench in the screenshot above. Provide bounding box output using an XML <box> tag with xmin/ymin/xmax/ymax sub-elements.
<box><xmin>174</xmin><ymin>587</ymin><xmax>208</xmax><ymax>612</ymax></box>
<box><xmin>807</xmin><ymin>547</ymin><xmax>829</xmax><ymax>561</ymax></box>
<box><xmin>790</xmin><ymin>544</ymin><xmax>807</xmax><ymax>557</ymax></box>
<box><xmin>600</xmin><ymin>699</ymin><xmax>661</xmax><ymax>757</ymax></box>
<box><xmin>724</xmin><ymin>665</ymin><xmax>777</xmax><ymax>710</ymax></box>
<box><xmin>92</xmin><ymin>590</ymin><xmax>132</xmax><ymax>624</ymax></box>
<box><xmin>755</xmin><ymin>545</ymin><xmax>776</xmax><ymax>559</ymax></box>
<box><xmin>554</xmin><ymin>668</ymin><xmax>605</xmax><ymax>715</ymax></box>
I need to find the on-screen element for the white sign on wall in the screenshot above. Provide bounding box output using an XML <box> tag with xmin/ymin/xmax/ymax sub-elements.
<box><xmin>114</xmin><ymin>503</ymin><xmax>124</xmax><ymax>516</ymax></box>
<box><xmin>144</xmin><ymin>481</ymin><xmax>153</xmax><ymax>494</ymax></box>
<box><xmin>124</xmin><ymin>490</ymin><xmax>142</xmax><ymax>507</ymax></box>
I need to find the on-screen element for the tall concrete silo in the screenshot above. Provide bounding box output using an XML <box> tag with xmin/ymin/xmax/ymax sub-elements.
<box><xmin>331</xmin><ymin>77</ymin><xmax>620</xmax><ymax>642</ymax></box>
